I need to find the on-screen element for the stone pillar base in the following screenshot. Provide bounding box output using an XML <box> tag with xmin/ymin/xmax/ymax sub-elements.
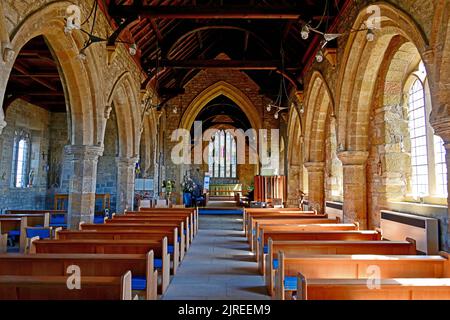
<box><xmin>338</xmin><ymin>151</ymin><xmax>369</xmax><ymax>228</ymax></box>
<box><xmin>304</xmin><ymin>162</ymin><xmax>325</xmax><ymax>213</ymax></box>
<box><xmin>64</xmin><ymin>145</ymin><xmax>103</xmax><ymax>229</ymax></box>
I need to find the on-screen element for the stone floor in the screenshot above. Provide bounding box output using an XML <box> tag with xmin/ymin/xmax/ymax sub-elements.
<box><xmin>162</xmin><ymin>215</ymin><xmax>270</xmax><ymax>300</ymax></box>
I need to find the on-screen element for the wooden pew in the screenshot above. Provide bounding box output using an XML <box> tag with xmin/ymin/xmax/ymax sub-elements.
<box><xmin>251</xmin><ymin>220</ymin><xmax>358</xmax><ymax>250</ymax></box>
<box><xmin>137</xmin><ymin>207</ymin><xmax>198</xmax><ymax>234</ymax></box>
<box><xmin>246</xmin><ymin>212</ymin><xmax>327</xmax><ymax>239</ymax></box>
<box><xmin>30</xmin><ymin>238</ymin><xmax>170</xmax><ymax>294</ymax></box>
<box><xmin>258</xmin><ymin>230</ymin><xmax>382</xmax><ymax>273</ymax></box>
<box><xmin>6</xmin><ymin>210</ymin><xmax>67</xmax><ymax>227</ymax></box>
<box><xmin>112</xmin><ymin>214</ymin><xmax>193</xmax><ymax>244</ymax></box>
<box><xmin>250</xmin><ymin>217</ymin><xmax>342</xmax><ymax>250</ymax></box>
<box><xmin>91</xmin><ymin>220</ymin><xmax>189</xmax><ymax>253</ymax></box>
<box><xmin>295</xmin><ymin>276</ymin><xmax>450</xmax><ymax>300</ymax></box>
<box><xmin>79</xmin><ymin>223</ymin><xmax>186</xmax><ymax>260</ymax></box>
<box><xmin>276</xmin><ymin>252</ymin><xmax>450</xmax><ymax>299</ymax></box>
<box><xmin>0</xmin><ymin>216</ymin><xmax>28</xmax><ymax>253</ymax></box>
<box><xmin>0</xmin><ymin>273</ymin><xmax>132</xmax><ymax>300</ymax></box>
<box><xmin>252</xmin><ymin>218</ymin><xmax>353</xmax><ymax>257</ymax></box>
<box><xmin>0</xmin><ymin>222</ymin><xmax>7</xmax><ymax>253</ymax></box>
<box><xmin>0</xmin><ymin>252</ymin><xmax>158</xmax><ymax>300</ymax></box>
<box><xmin>265</xmin><ymin>239</ymin><xmax>417</xmax><ymax>295</ymax></box>
<box><xmin>56</xmin><ymin>228</ymin><xmax>180</xmax><ymax>275</ymax></box>
<box><xmin>125</xmin><ymin>209</ymin><xmax>198</xmax><ymax>236</ymax></box>
<box><xmin>243</xmin><ymin>208</ymin><xmax>316</xmax><ymax>232</ymax></box>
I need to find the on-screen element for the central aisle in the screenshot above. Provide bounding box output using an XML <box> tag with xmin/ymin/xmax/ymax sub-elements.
<box><xmin>162</xmin><ymin>215</ymin><xmax>270</xmax><ymax>300</ymax></box>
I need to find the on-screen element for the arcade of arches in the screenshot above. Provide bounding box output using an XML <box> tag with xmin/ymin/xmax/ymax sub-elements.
<box><xmin>1</xmin><ymin>0</ymin><xmax>450</xmax><ymax>299</ymax></box>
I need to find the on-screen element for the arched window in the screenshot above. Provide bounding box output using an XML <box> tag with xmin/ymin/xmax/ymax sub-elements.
<box><xmin>208</xmin><ymin>130</ymin><xmax>237</xmax><ymax>178</ymax></box>
<box><xmin>406</xmin><ymin>62</ymin><xmax>447</xmax><ymax>199</ymax></box>
<box><xmin>11</xmin><ymin>131</ymin><xmax>31</xmax><ymax>188</ymax></box>
<box><xmin>408</xmin><ymin>79</ymin><xmax>429</xmax><ymax>195</ymax></box>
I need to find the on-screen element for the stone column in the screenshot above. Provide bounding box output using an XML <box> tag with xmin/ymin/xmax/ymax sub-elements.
<box><xmin>0</xmin><ymin>118</ymin><xmax>6</xmax><ymax>135</ymax></box>
<box><xmin>64</xmin><ymin>145</ymin><xmax>103</xmax><ymax>229</ymax></box>
<box><xmin>431</xmin><ymin>118</ymin><xmax>450</xmax><ymax>251</ymax></box>
<box><xmin>116</xmin><ymin>156</ymin><xmax>138</xmax><ymax>213</ymax></box>
<box><xmin>304</xmin><ymin>162</ymin><xmax>325</xmax><ymax>213</ymax></box>
<box><xmin>338</xmin><ymin>151</ymin><xmax>369</xmax><ymax>228</ymax></box>
<box><xmin>286</xmin><ymin>164</ymin><xmax>303</xmax><ymax>207</ymax></box>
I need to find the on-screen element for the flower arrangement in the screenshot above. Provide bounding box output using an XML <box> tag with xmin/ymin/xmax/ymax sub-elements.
<box><xmin>182</xmin><ymin>176</ymin><xmax>197</xmax><ymax>194</ymax></box>
<box><xmin>162</xmin><ymin>180</ymin><xmax>175</xmax><ymax>193</ymax></box>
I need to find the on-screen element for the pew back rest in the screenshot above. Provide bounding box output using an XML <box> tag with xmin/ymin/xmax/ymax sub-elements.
<box><xmin>263</xmin><ymin>230</ymin><xmax>382</xmax><ymax>244</ymax></box>
<box><xmin>272</xmin><ymin>240</ymin><xmax>417</xmax><ymax>255</ymax></box>
<box><xmin>281</xmin><ymin>254</ymin><xmax>448</xmax><ymax>279</ymax></box>
<box><xmin>0</xmin><ymin>273</ymin><xmax>132</xmax><ymax>300</ymax></box>
<box><xmin>31</xmin><ymin>238</ymin><xmax>166</xmax><ymax>257</ymax></box>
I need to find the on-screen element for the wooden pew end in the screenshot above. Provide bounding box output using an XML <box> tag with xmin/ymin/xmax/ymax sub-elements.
<box><xmin>28</xmin><ymin>236</ymin><xmax>39</xmax><ymax>254</ymax></box>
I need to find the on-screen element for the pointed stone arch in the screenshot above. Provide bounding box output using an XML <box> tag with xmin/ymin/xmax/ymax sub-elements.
<box><xmin>1</xmin><ymin>1</ymin><xmax>101</xmax><ymax>146</ymax></box>
<box><xmin>336</xmin><ymin>2</ymin><xmax>428</xmax><ymax>152</ymax></box>
<box><xmin>304</xmin><ymin>71</ymin><xmax>335</xmax><ymax>163</ymax></box>
<box><xmin>180</xmin><ymin>80</ymin><xmax>262</xmax><ymax>131</ymax></box>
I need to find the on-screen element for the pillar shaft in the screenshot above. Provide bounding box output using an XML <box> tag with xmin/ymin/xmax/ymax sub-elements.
<box><xmin>338</xmin><ymin>151</ymin><xmax>369</xmax><ymax>228</ymax></box>
<box><xmin>431</xmin><ymin>118</ymin><xmax>450</xmax><ymax>251</ymax></box>
<box><xmin>304</xmin><ymin>162</ymin><xmax>325</xmax><ymax>213</ymax></box>
<box><xmin>116</xmin><ymin>157</ymin><xmax>138</xmax><ymax>213</ymax></box>
<box><xmin>64</xmin><ymin>145</ymin><xmax>103</xmax><ymax>229</ymax></box>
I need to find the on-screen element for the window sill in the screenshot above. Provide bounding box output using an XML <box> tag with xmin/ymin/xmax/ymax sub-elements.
<box><xmin>386</xmin><ymin>201</ymin><xmax>448</xmax><ymax>217</ymax></box>
<box><xmin>403</xmin><ymin>195</ymin><xmax>448</xmax><ymax>206</ymax></box>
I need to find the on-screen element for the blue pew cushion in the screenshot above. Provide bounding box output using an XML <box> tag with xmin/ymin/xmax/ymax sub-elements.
<box><xmin>94</xmin><ymin>216</ymin><xmax>104</xmax><ymax>224</ymax></box>
<box><xmin>273</xmin><ymin>259</ymin><xmax>279</xmax><ymax>269</ymax></box>
<box><xmin>26</xmin><ymin>228</ymin><xmax>51</xmax><ymax>239</ymax></box>
<box><xmin>50</xmin><ymin>215</ymin><xmax>66</xmax><ymax>225</ymax></box>
<box><xmin>263</xmin><ymin>245</ymin><xmax>268</xmax><ymax>254</ymax></box>
<box><xmin>154</xmin><ymin>258</ymin><xmax>163</xmax><ymax>269</ymax></box>
<box><xmin>168</xmin><ymin>245</ymin><xmax>174</xmax><ymax>254</ymax></box>
<box><xmin>131</xmin><ymin>276</ymin><xmax>146</xmax><ymax>290</ymax></box>
<box><xmin>8</xmin><ymin>230</ymin><xmax>20</xmax><ymax>237</ymax></box>
<box><xmin>284</xmin><ymin>277</ymin><xmax>297</xmax><ymax>291</ymax></box>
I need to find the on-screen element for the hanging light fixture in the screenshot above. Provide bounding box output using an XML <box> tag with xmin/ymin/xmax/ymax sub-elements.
<box><xmin>265</xmin><ymin>46</ymin><xmax>297</xmax><ymax>120</ymax></box>
<box><xmin>64</xmin><ymin>1</ymin><xmax>137</xmax><ymax>60</ymax></box>
<box><xmin>300</xmin><ymin>0</ymin><xmax>377</xmax><ymax>63</ymax></box>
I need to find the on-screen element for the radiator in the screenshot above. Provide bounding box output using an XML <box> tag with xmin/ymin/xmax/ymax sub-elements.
<box><xmin>325</xmin><ymin>201</ymin><xmax>343</xmax><ymax>221</ymax></box>
<box><xmin>380</xmin><ymin>210</ymin><xmax>439</xmax><ymax>255</ymax></box>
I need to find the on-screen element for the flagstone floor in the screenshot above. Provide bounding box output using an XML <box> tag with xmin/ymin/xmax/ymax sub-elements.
<box><xmin>162</xmin><ymin>215</ymin><xmax>270</xmax><ymax>300</ymax></box>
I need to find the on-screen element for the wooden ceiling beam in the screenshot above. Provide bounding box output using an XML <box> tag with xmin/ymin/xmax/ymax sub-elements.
<box><xmin>146</xmin><ymin>59</ymin><xmax>300</xmax><ymax>71</ymax></box>
<box><xmin>109</xmin><ymin>5</ymin><xmax>304</xmax><ymax>20</ymax></box>
<box><xmin>12</xmin><ymin>62</ymin><xmax>57</xmax><ymax>91</ymax></box>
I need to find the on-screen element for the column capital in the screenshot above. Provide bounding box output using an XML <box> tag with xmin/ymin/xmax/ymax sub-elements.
<box><xmin>116</xmin><ymin>156</ymin><xmax>139</xmax><ymax>167</ymax></box>
<box><xmin>0</xmin><ymin>118</ymin><xmax>6</xmax><ymax>135</ymax></box>
<box><xmin>64</xmin><ymin>145</ymin><xmax>104</xmax><ymax>161</ymax></box>
<box><xmin>304</xmin><ymin>161</ymin><xmax>325</xmax><ymax>172</ymax></box>
<box><xmin>337</xmin><ymin>151</ymin><xmax>369</xmax><ymax>165</ymax></box>
<box><xmin>430</xmin><ymin>116</ymin><xmax>450</xmax><ymax>144</ymax></box>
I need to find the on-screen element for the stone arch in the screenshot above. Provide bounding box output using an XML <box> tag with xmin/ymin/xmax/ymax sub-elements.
<box><xmin>286</xmin><ymin>106</ymin><xmax>305</xmax><ymax>206</ymax></box>
<box><xmin>1</xmin><ymin>1</ymin><xmax>99</xmax><ymax>145</ymax></box>
<box><xmin>304</xmin><ymin>71</ymin><xmax>334</xmax><ymax>163</ymax></box>
<box><xmin>180</xmin><ymin>81</ymin><xmax>262</xmax><ymax>131</ymax></box>
<box><xmin>336</xmin><ymin>2</ymin><xmax>428</xmax><ymax>152</ymax></box>
<box><xmin>107</xmin><ymin>71</ymin><xmax>140</xmax><ymax>159</ymax></box>
<box><xmin>429</xmin><ymin>0</ymin><xmax>450</xmax><ymax>131</ymax></box>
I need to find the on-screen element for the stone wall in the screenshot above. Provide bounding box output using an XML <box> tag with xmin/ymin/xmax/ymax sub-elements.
<box><xmin>0</xmin><ymin>99</ymin><xmax>67</xmax><ymax>211</ymax></box>
<box><xmin>96</xmin><ymin>111</ymin><xmax>118</xmax><ymax>211</ymax></box>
